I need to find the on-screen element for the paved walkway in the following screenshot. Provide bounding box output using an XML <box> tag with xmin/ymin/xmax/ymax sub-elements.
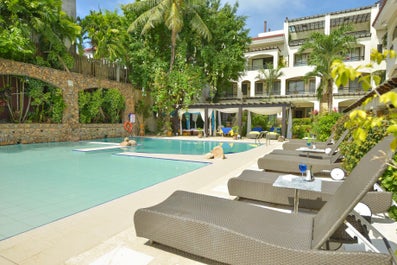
<box><xmin>0</xmin><ymin>137</ymin><xmax>283</xmax><ymax>265</ymax></box>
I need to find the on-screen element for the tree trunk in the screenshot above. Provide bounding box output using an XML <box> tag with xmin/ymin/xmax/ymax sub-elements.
<box><xmin>327</xmin><ymin>79</ymin><xmax>334</xmax><ymax>113</ymax></box>
<box><xmin>169</xmin><ymin>30</ymin><xmax>177</xmax><ymax>72</ymax></box>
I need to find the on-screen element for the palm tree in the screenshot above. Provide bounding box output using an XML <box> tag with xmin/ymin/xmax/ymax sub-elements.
<box><xmin>126</xmin><ymin>0</ymin><xmax>211</xmax><ymax>71</ymax></box>
<box><xmin>298</xmin><ymin>24</ymin><xmax>356</xmax><ymax>113</ymax></box>
<box><xmin>256</xmin><ymin>63</ymin><xmax>283</xmax><ymax>96</ymax></box>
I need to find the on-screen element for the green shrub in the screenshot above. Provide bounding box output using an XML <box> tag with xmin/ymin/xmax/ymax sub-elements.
<box><xmin>293</xmin><ymin>117</ymin><xmax>312</xmax><ymax>126</ymax></box>
<box><xmin>79</xmin><ymin>88</ymin><xmax>125</xmax><ymax>123</ymax></box>
<box><xmin>251</xmin><ymin>114</ymin><xmax>269</xmax><ymax>131</ymax></box>
<box><xmin>340</xmin><ymin>126</ymin><xmax>387</xmax><ymax>173</ymax></box>
<box><xmin>28</xmin><ymin>79</ymin><xmax>65</xmax><ymax>123</ymax></box>
<box><xmin>312</xmin><ymin>112</ymin><xmax>342</xmax><ymax>141</ymax></box>
<box><xmin>293</xmin><ymin>124</ymin><xmax>312</xmax><ymax>139</ymax></box>
<box><xmin>103</xmin><ymin>89</ymin><xmax>125</xmax><ymax>123</ymax></box>
<box><xmin>338</xmin><ymin>112</ymin><xmax>397</xmax><ymax>219</ymax></box>
<box><xmin>292</xmin><ymin>118</ymin><xmax>312</xmax><ymax>138</ymax></box>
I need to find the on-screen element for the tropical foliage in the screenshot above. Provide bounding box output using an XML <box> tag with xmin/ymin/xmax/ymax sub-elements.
<box><xmin>79</xmin><ymin>10</ymin><xmax>129</xmax><ymax>63</ymax></box>
<box><xmin>256</xmin><ymin>63</ymin><xmax>283</xmax><ymax>96</ymax></box>
<box><xmin>312</xmin><ymin>112</ymin><xmax>342</xmax><ymax>141</ymax></box>
<box><xmin>0</xmin><ymin>0</ymin><xmax>81</xmax><ymax>69</ymax></box>
<box><xmin>298</xmin><ymin>25</ymin><xmax>356</xmax><ymax>113</ymax></box>
<box><xmin>126</xmin><ymin>0</ymin><xmax>211</xmax><ymax>71</ymax></box>
<box><xmin>119</xmin><ymin>0</ymin><xmax>250</xmax><ymax>132</ymax></box>
<box><xmin>332</xmin><ymin>49</ymin><xmax>397</xmax><ymax>220</ymax></box>
<box><xmin>291</xmin><ymin>118</ymin><xmax>312</xmax><ymax>139</ymax></box>
<box><xmin>78</xmin><ymin>88</ymin><xmax>125</xmax><ymax>124</ymax></box>
<box><xmin>0</xmin><ymin>76</ymin><xmax>65</xmax><ymax>123</ymax></box>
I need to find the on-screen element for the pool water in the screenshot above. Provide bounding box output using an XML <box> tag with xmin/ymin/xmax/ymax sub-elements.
<box><xmin>103</xmin><ymin>137</ymin><xmax>257</xmax><ymax>155</ymax></box>
<box><xmin>0</xmin><ymin>141</ymin><xmax>211</xmax><ymax>240</ymax></box>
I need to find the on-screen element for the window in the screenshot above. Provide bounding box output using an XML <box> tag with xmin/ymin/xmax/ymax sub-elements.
<box><xmin>242</xmin><ymin>83</ymin><xmax>249</xmax><ymax>96</ymax></box>
<box><xmin>287</xmin><ymin>80</ymin><xmax>305</xmax><ymax>94</ymax></box>
<box><xmin>338</xmin><ymin>78</ymin><xmax>363</xmax><ymax>93</ymax></box>
<box><xmin>271</xmin><ymin>81</ymin><xmax>281</xmax><ymax>95</ymax></box>
<box><xmin>251</xmin><ymin>57</ymin><xmax>273</xmax><ymax>70</ymax></box>
<box><xmin>345</xmin><ymin>47</ymin><xmax>363</xmax><ymax>61</ymax></box>
<box><xmin>348</xmin><ymin>79</ymin><xmax>362</xmax><ymax>92</ymax></box>
<box><xmin>252</xmin><ymin>59</ymin><xmax>263</xmax><ymax>70</ymax></box>
<box><xmin>224</xmin><ymin>83</ymin><xmax>237</xmax><ymax>97</ymax></box>
<box><xmin>294</xmin><ymin>53</ymin><xmax>309</xmax><ymax>66</ymax></box>
<box><xmin>255</xmin><ymin>82</ymin><xmax>263</xmax><ymax>95</ymax></box>
<box><xmin>309</xmin><ymin>79</ymin><xmax>316</xmax><ymax>94</ymax></box>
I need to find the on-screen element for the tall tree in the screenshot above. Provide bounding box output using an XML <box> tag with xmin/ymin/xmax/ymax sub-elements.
<box><xmin>123</xmin><ymin>0</ymin><xmax>249</xmax><ymax>133</ymax></box>
<box><xmin>79</xmin><ymin>10</ymin><xmax>129</xmax><ymax>64</ymax></box>
<box><xmin>125</xmin><ymin>0</ymin><xmax>211</xmax><ymax>71</ymax></box>
<box><xmin>298</xmin><ymin>25</ymin><xmax>356</xmax><ymax>113</ymax></box>
<box><xmin>197</xmin><ymin>0</ymin><xmax>250</xmax><ymax>101</ymax></box>
<box><xmin>0</xmin><ymin>0</ymin><xmax>81</xmax><ymax>69</ymax></box>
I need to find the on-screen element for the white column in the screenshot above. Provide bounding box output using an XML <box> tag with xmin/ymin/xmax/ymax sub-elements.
<box><xmin>280</xmin><ymin>77</ymin><xmax>287</xmax><ymax>96</ymax></box>
<box><xmin>324</xmin><ymin>14</ymin><xmax>331</xmax><ymax>35</ymax></box>
<box><xmin>250</xmin><ymin>81</ymin><xmax>256</xmax><ymax>97</ymax></box>
<box><xmin>273</xmin><ymin>53</ymin><xmax>279</xmax><ymax>68</ymax></box>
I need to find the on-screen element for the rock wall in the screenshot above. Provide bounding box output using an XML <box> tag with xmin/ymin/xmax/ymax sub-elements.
<box><xmin>0</xmin><ymin>59</ymin><xmax>136</xmax><ymax>145</ymax></box>
<box><xmin>0</xmin><ymin>123</ymin><xmax>129</xmax><ymax>145</ymax></box>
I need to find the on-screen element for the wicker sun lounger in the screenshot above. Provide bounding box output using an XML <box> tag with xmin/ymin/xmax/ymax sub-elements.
<box><xmin>271</xmin><ymin>129</ymin><xmax>349</xmax><ymax>158</ymax></box>
<box><xmin>257</xmin><ymin>150</ymin><xmax>342</xmax><ymax>174</ymax></box>
<box><xmin>228</xmin><ymin>169</ymin><xmax>393</xmax><ymax>214</ymax></box>
<box><xmin>134</xmin><ymin>135</ymin><xmax>394</xmax><ymax>264</ymax></box>
<box><xmin>282</xmin><ymin>131</ymin><xmax>336</xmax><ymax>151</ymax></box>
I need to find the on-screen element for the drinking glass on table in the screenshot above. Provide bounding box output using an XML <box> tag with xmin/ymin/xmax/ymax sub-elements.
<box><xmin>298</xmin><ymin>163</ymin><xmax>307</xmax><ymax>178</ymax></box>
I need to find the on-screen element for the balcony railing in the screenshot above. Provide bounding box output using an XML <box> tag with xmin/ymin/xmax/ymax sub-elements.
<box><xmin>246</xmin><ymin>65</ymin><xmax>272</xmax><ymax>71</ymax></box>
<box><xmin>286</xmin><ymin>89</ymin><xmax>316</xmax><ymax>95</ymax></box>
<box><xmin>338</xmin><ymin>87</ymin><xmax>365</xmax><ymax>94</ymax></box>
<box><xmin>343</xmin><ymin>55</ymin><xmax>364</xmax><ymax>62</ymax></box>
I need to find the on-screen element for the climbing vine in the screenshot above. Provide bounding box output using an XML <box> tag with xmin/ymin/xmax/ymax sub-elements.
<box><xmin>78</xmin><ymin>88</ymin><xmax>125</xmax><ymax>124</ymax></box>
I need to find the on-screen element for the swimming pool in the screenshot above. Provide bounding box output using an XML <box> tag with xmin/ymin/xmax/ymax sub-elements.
<box><xmin>0</xmin><ymin>138</ymin><xmax>258</xmax><ymax>240</ymax></box>
<box><xmin>0</xmin><ymin>141</ymin><xmax>210</xmax><ymax>241</ymax></box>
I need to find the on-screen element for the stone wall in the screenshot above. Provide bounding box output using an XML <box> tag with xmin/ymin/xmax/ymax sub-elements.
<box><xmin>0</xmin><ymin>123</ymin><xmax>131</xmax><ymax>145</ymax></box>
<box><xmin>0</xmin><ymin>59</ymin><xmax>137</xmax><ymax>145</ymax></box>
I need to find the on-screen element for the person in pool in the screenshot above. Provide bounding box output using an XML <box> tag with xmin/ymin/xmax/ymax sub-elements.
<box><xmin>120</xmin><ymin>137</ymin><xmax>130</xmax><ymax>146</ymax></box>
<box><xmin>120</xmin><ymin>137</ymin><xmax>137</xmax><ymax>146</ymax></box>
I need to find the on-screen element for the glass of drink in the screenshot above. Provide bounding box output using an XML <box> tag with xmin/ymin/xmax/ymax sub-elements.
<box><xmin>298</xmin><ymin>163</ymin><xmax>307</xmax><ymax>178</ymax></box>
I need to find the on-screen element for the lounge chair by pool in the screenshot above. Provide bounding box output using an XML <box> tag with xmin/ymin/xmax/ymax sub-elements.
<box><xmin>134</xmin><ymin>135</ymin><xmax>395</xmax><ymax>264</ymax></box>
<box><xmin>228</xmin><ymin>169</ymin><xmax>393</xmax><ymax>214</ymax></box>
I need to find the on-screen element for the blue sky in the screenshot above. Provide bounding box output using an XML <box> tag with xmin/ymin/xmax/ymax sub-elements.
<box><xmin>76</xmin><ymin>0</ymin><xmax>378</xmax><ymax>37</ymax></box>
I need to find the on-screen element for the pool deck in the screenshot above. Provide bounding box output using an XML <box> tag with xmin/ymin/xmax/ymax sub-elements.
<box><xmin>0</xmin><ymin>136</ymin><xmax>396</xmax><ymax>265</ymax></box>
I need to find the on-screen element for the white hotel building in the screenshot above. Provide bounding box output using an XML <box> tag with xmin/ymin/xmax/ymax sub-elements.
<box><xmin>219</xmin><ymin>3</ymin><xmax>386</xmax><ymax>118</ymax></box>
